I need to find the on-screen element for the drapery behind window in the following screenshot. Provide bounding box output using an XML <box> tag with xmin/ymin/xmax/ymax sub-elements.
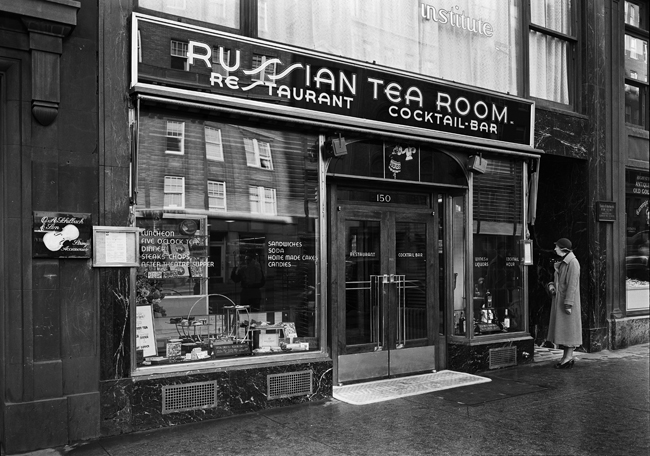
<box><xmin>259</xmin><ymin>0</ymin><xmax>520</xmax><ymax>95</ymax></box>
<box><xmin>529</xmin><ymin>0</ymin><xmax>572</xmax><ymax>104</ymax></box>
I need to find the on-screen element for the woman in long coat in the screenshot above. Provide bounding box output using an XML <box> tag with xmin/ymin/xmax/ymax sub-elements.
<box><xmin>547</xmin><ymin>238</ymin><xmax>582</xmax><ymax>369</ymax></box>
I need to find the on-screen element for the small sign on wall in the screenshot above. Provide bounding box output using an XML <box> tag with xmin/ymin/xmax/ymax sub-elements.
<box><xmin>33</xmin><ymin>212</ymin><xmax>92</xmax><ymax>258</ymax></box>
<box><xmin>92</xmin><ymin>226</ymin><xmax>140</xmax><ymax>267</ymax></box>
<box><xmin>596</xmin><ymin>201</ymin><xmax>616</xmax><ymax>222</ymax></box>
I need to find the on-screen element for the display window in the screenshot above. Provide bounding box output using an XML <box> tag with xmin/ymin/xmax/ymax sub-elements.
<box><xmin>470</xmin><ymin>158</ymin><xmax>525</xmax><ymax>336</ymax></box>
<box><xmin>625</xmin><ymin>169</ymin><xmax>650</xmax><ymax>312</ymax></box>
<box><xmin>134</xmin><ymin>106</ymin><xmax>322</xmax><ymax>367</ymax></box>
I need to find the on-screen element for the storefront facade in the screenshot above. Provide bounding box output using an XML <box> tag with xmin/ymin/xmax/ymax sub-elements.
<box><xmin>1</xmin><ymin>1</ymin><xmax>648</xmax><ymax>454</ymax></box>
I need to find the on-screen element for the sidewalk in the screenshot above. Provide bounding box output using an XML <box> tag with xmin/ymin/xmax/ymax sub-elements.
<box><xmin>14</xmin><ymin>343</ymin><xmax>650</xmax><ymax>456</ymax></box>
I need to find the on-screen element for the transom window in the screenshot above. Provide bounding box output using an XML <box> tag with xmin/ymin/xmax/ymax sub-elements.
<box><xmin>164</xmin><ymin>176</ymin><xmax>185</xmax><ymax>208</ymax></box>
<box><xmin>166</xmin><ymin>120</ymin><xmax>185</xmax><ymax>154</ymax></box>
<box><xmin>249</xmin><ymin>186</ymin><xmax>277</xmax><ymax>215</ymax></box>
<box><xmin>244</xmin><ymin>138</ymin><xmax>273</xmax><ymax>169</ymax></box>
<box><xmin>208</xmin><ymin>181</ymin><xmax>227</xmax><ymax>211</ymax></box>
<box><xmin>205</xmin><ymin>126</ymin><xmax>224</xmax><ymax>160</ymax></box>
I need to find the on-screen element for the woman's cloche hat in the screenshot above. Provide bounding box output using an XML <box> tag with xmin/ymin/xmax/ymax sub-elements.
<box><xmin>555</xmin><ymin>238</ymin><xmax>573</xmax><ymax>251</ymax></box>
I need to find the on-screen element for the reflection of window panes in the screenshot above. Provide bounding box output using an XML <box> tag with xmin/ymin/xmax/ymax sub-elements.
<box><xmin>625</xmin><ymin>1</ymin><xmax>642</xmax><ymax>28</ymax></box>
<box><xmin>164</xmin><ymin>176</ymin><xmax>185</xmax><ymax>208</ymax></box>
<box><xmin>211</xmin><ymin>47</ymin><xmax>230</xmax><ymax>77</ymax></box>
<box><xmin>251</xmin><ymin>54</ymin><xmax>277</xmax><ymax>83</ymax></box>
<box><xmin>166</xmin><ymin>121</ymin><xmax>184</xmax><ymax>154</ymax></box>
<box><xmin>208</xmin><ymin>181</ymin><xmax>226</xmax><ymax>211</ymax></box>
<box><xmin>625</xmin><ymin>35</ymin><xmax>648</xmax><ymax>81</ymax></box>
<box><xmin>170</xmin><ymin>40</ymin><xmax>188</xmax><ymax>71</ymax></box>
<box><xmin>205</xmin><ymin>126</ymin><xmax>223</xmax><ymax>160</ymax></box>
<box><xmin>243</xmin><ymin>138</ymin><xmax>273</xmax><ymax>169</ymax></box>
<box><xmin>249</xmin><ymin>186</ymin><xmax>277</xmax><ymax>215</ymax></box>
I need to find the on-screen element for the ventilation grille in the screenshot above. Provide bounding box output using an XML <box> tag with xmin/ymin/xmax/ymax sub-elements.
<box><xmin>489</xmin><ymin>346</ymin><xmax>517</xmax><ymax>369</ymax></box>
<box><xmin>162</xmin><ymin>381</ymin><xmax>218</xmax><ymax>414</ymax></box>
<box><xmin>267</xmin><ymin>370</ymin><xmax>313</xmax><ymax>400</ymax></box>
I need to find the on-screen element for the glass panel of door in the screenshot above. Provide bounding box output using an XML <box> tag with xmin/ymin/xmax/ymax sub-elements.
<box><xmin>337</xmin><ymin>205</ymin><xmax>437</xmax><ymax>383</ymax></box>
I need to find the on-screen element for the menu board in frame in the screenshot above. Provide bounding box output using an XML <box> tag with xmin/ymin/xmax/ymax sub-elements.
<box><xmin>93</xmin><ymin>226</ymin><xmax>141</xmax><ymax>267</ymax></box>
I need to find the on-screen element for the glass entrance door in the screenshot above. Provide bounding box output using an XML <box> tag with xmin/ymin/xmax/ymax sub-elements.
<box><xmin>335</xmin><ymin>202</ymin><xmax>438</xmax><ymax>383</ymax></box>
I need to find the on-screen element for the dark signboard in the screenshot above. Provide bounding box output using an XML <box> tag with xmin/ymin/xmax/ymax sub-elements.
<box><xmin>596</xmin><ymin>201</ymin><xmax>616</xmax><ymax>222</ymax></box>
<box><xmin>133</xmin><ymin>14</ymin><xmax>534</xmax><ymax>147</ymax></box>
<box><xmin>33</xmin><ymin>212</ymin><xmax>92</xmax><ymax>258</ymax></box>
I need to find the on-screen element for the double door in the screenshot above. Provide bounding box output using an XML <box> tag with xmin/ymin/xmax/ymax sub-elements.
<box><xmin>334</xmin><ymin>199</ymin><xmax>440</xmax><ymax>383</ymax></box>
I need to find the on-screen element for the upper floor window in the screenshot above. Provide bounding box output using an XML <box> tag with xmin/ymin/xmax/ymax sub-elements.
<box><xmin>166</xmin><ymin>120</ymin><xmax>185</xmax><ymax>154</ymax></box>
<box><xmin>140</xmin><ymin>0</ymin><xmax>240</xmax><ymax>29</ymax></box>
<box><xmin>164</xmin><ymin>176</ymin><xmax>185</xmax><ymax>208</ymax></box>
<box><xmin>249</xmin><ymin>186</ymin><xmax>277</xmax><ymax>215</ymax></box>
<box><xmin>258</xmin><ymin>0</ymin><xmax>521</xmax><ymax>95</ymax></box>
<box><xmin>208</xmin><ymin>181</ymin><xmax>227</xmax><ymax>211</ymax></box>
<box><xmin>528</xmin><ymin>0</ymin><xmax>577</xmax><ymax>107</ymax></box>
<box><xmin>244</xmin><ymin>138</ymin><xmax>273</xmax><ymax>170</ymax></box>
<box><xmin>251</xmin><ymin>54</ymin><xmax>277</xmax><ymax>83</ymax></box>
<box><xmin>624</xmin><ymin>1</ymin><xmax>649</xmax><ymax>128</ymax></box>
<box><xmin>205</xmin><ymin>126</ymin><xmax>224</xmax><ymax>161</ymax></box>
<box><xmin>170</xmin><ymin>40</ymin><xmax>188</xmax><ymax>71</ymax></box>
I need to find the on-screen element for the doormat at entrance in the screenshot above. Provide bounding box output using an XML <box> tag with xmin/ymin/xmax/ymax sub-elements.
<box><xmin>332</xmin><ymin>370</ymin><xmax>491</xmax><ymax>405</ymax></box>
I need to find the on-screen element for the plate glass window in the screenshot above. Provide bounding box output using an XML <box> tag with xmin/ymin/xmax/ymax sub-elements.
<box><xmin>136</xmin><ymin>109</ymin><xmax>321</xmax><ymax>366</ymax></box>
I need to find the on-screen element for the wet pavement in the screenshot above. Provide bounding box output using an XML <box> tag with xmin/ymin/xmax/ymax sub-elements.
<box><xmin>14</xmin><ymin>343</ymin><xmax>650</xmax><ymax>456</ymax></box>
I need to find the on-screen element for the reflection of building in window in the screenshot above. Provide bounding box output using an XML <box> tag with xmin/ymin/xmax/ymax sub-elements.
<box><xmin>164</xmin><ymin>176</ymin><xmax>185</xmax><ymax>208</ymax></box>
<box><xmin>211</xmin><ymin>47</ymin><xmax>231</xmax><ymax>77</ymax></box>
<box><xmin>170</xmin><ymin>40</ymin><xmax>188</xmax><ymax>70</ymax></box>
<box><xmin>249</xmin><ymin>186</ymin><xmax>277</xmax><ymax>215</ymax></box>
<box><xmin>166</xmin><ymin>120</ymin><xmax>184</xmax><ymax>154</ymax></box>
<box><xmin>205</xmin><ymin>126</ymin><xmax>223</xmax><ymax>160</ymax></box>
<box><xmin>251</xmin><ymin>54</ymin><xmax>276</xmax><ymax>82</ymax></box>
<box><xmin>244</xmin><ymin>138</ymin><xmax>273</xmax><ymax>169</ymax></box>
<box><xmin>208</xmin><ymin>181</ymin><xmax>227</xmax><ymax>211</ymax></box>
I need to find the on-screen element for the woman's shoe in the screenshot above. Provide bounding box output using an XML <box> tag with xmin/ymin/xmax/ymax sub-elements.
<box><xmin>555</xmin><ymin>359</ymin><xmax>574</xmax><ymax>369</ymax></box>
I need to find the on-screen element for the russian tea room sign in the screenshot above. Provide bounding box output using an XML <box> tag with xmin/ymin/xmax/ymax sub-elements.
<box><xmin>132</xmin><ymin>14</ymin><xmax>535</xmax><ymax>148</ymax></box>
<box><xmin>33</xmin><ymin>211</ymin><xmax>92</xmax><ymax>258</ymax></box>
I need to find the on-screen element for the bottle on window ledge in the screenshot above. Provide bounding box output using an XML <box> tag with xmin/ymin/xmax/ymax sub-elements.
<box><xmin>458</xmin><ymin>311</ymin><xmax>466</xmax><ymax>334</ymax></box>
<box><xmin>486</xmin><ymin>290</ymin><xmax>492</xmax><ymax>307</ymax></box>
<box><xmin>503</xmin><ymin>309</ymin><xmax>510</xmax><ymax>330</ymax></box>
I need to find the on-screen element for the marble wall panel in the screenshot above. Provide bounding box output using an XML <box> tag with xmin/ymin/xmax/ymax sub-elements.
<box><xmin>126</xmin><ymin>361</ymin><xmax>332</xmax><ymax>432</ymax></box>
<box><xmin>100</xmin><ymin>378</ymin><xmax>133</xmax><ymax>436</ymax></box>
<box><xmin>448</xmin><ymin>339</ymin><xmax>535</xmax><ymax>374</ymax></box>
